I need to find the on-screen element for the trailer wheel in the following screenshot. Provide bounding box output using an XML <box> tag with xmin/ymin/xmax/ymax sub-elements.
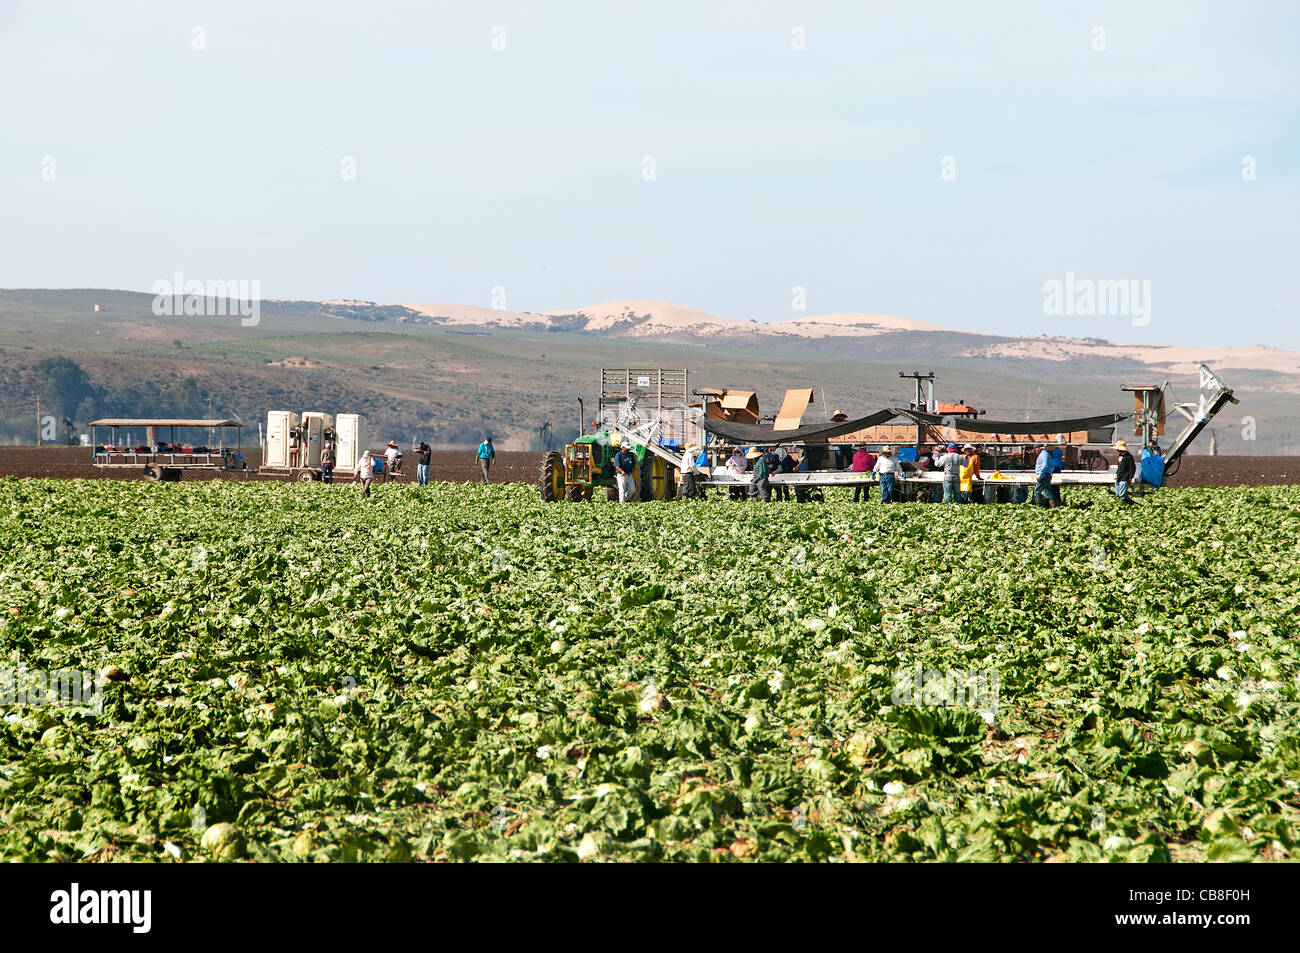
<box><xmin>640</xmin><ymin>455</ymin><xmax>669</xmax><ymax>501</ymax></box>
<box><xmin>295</xmin><ymin>469</ymin><xmax>317</xmax><ymax>482</ymax></box>
<box><xmin>143</xmin><ymin>465</ymin><xmax>161</xmax><ymax>481</ymax></box>
<box><xmin>539</xmin><ymin>452</ymin><xmax>565</xmax><ymax>502</ymax></box>
<box><xmin>162</xmin><ymin>468</ymin><xmax>182</xmax><ymax>482</ymax></box>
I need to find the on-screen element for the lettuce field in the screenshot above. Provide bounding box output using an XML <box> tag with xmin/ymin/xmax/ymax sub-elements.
<box><xmin>1</xmin><ymin>477</ymin><xmax>1298</xmax><ymax>862</ymax></box>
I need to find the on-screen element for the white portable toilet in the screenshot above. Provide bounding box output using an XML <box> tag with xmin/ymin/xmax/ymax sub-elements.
<box><xmin>334</xmin><ymin>414</ymin><xmax>367</xmax><ymax>474</ymax></box>
<box><xmin>265</xmin><ymin>411</ymin><xmax>300</xmax><ymax>469</ymax></box>
<box><xmin>300</xmin><ymin>412</ymin><xmax>334</xmax><ymax>469</ymax></box>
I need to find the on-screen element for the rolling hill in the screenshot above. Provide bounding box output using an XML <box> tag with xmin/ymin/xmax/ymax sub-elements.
<box><xmin>0</xmin><ymin>289</ymin><xmax>1294</xmax><ymax>454</ymax></box>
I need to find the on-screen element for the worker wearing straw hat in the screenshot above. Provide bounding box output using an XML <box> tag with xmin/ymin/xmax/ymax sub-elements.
<box><xmin>872</xmin><ymin>445</ymin><xmax>900</xmax><ymax>503</ymax></box>
<box><xmin>679</xmin><ymin>443</ymin><xmax>702</xmax><ymax>499</ymax></box>
<box><xmin>383</xmin><ymin>440</ymin><xmax>401</xmax><ymax>481</ymax></box>
<box><xmin>959</xmin><ymin>443</ymin><xmax>980</xmax><ymax>503</ymax></box>
<box><xmin>747</xmin><ymin>447</ymin><xmax>771</xmax><ymax>502</ymax></box>
<box><xmin>1113</xmin><ymin>439</ymin><xmax>1137</xmax><ymax>505</ymax></box>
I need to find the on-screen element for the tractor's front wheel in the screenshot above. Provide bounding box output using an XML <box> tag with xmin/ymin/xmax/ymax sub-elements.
<box><xmin>539</xmin><ymin>452</ymin><xmax>566</xmax><ymax>502</ymax></box>
<box><xmin>565</xmin><ymin>484</ymin><xmax>587</xmax><ymax>502</ymax></box>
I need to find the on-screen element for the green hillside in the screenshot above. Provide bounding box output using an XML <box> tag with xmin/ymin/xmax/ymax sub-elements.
<box><xmin>0</xmin><ymin>290</ymin><xmax>1286</xmax><ymax>453</ymax></box>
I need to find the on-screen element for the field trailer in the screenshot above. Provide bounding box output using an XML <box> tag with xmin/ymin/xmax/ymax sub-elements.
<box><xmin>90</xmin><ymin>418</ymin><xmax>247</xmax><ymax>481</ymax></box>
<box><xmin>539</xmin><ymin>368</ymin><xmax>702</xmax><ymax>502</ymax></box>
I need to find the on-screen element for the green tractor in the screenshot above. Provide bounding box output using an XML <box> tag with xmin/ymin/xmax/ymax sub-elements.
<box><xmin>539</xmin><ymin>432</ymin><xmax>673</xmax><ymax>502</ymax></box>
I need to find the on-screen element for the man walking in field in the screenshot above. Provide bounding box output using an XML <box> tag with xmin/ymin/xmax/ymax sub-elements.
<box><xmin>477</xmin><ymin>436</ymin><xmax>496</xmax><ymax>483</ymax></box>
<box><xmin>384</xmin><ymin>440</ymin><xmax>401</xmax><ymax>482</ymax></box>
<box><xmin>416</xmin><ymin>441</ymin><xmax>431</xmax><ymax>487</ymax></box>
<box><xmin>1113</xmin><ymin>439</ymin><xmax>1137</xmax><ymax>505</ymax></box>
<box><xmin>613</xmin><ymin>439</ymin><xmax>639</xmax><ymax>502</ymax></box>
<box><xmin>353</xmin><ymin>449</ymin><xmax>375</xmax><ymax>498</ymax></box>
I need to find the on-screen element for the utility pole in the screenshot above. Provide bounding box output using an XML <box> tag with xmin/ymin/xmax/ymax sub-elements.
<box><xmin>899</xmin><ymin>371</ymin><xmax>936</xmax><ymax>451</ymax></box>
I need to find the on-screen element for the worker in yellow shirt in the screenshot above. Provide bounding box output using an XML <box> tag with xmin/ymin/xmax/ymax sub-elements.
<box><xmin>959</xmin><ymin>443</ymin><xmax>981</xmax><ymax>503</ymax></box>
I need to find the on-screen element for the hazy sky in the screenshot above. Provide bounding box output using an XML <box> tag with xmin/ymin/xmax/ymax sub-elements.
<box><xmin>2</xmin><ymin>1</ymin><xmax>1296</xmax><ymax>347</ymax></box>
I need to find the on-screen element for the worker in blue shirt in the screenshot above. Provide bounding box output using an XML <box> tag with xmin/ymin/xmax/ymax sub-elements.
<box><xmin>476</xmin><ymin>437</ymin><xmax>496</xmax><ymax>483</ymax></box>
<box><xmin>1032</xmin><ymin>444</ymin><xmax>1058</xmax><ymax>507</ymax></box>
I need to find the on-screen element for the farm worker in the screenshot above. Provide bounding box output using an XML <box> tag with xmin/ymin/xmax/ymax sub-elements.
<box><xmin>1032</xmin><ymin>444</ymin><xmax>1058</xmax><ymax>507</ymax></box>
<box><xmin>416</xmin><ymin>441</ymin><xmax>432</xmax><ymax>487</ymax></box>
<box><xmin>613</xmin><ymin>439</ymin><xmax>639</xmax><ymax>502</ymax></box>
<box><xmin>1113</xmin><ymin>440</ymin><xmax>1137</xmax><ymax>505</ymax></box>
<box><xmin>851</xmin><ymin>444</ymin><xmax>875</xmax><ymax>502</ymax></box>
<box><xmin>775</xmin><ymin>446</ymin><xmax>795</xmax><ymax>501</ymax></box>
<box><xmin>794</xmin><ymin>450</ymin><xmax>813</xmax><ymax>503</ymax></box>
<box><xmin>747</xmin><ymin>447</ymin><xmax>771</xmax><ymax>502</ymax></box>
<box><xmin>726</xmin><ymin>448</ymin><xmax>748</xmax><ymax>500</ymax></box>
<box><xmin>936</xmin><ymin>443</ymin><xmax>964</xmax><ymax>503</ymax></box>
<box><xmin>320</xmin><ymin>441</ymin><xmax>336</xmax><ymax>484</ymax></box>
<box><xmin>679</xmin><ymin>444</ymin><xmax>701</xmax><ymax>499</ymax></box>
<box><xmin>959</xmin><ymin>444</ymin><xmax>981</xmax><ymax>503</ymax></box>
<box><xmin>477</xmin><ymin>437</ymin><xmax>495</xmax><ymax>483</ymax></box>
<box><xmin>384</xmin><ymin>440</ymin><xmax>401</xmax><ymax>482</ymax></box>
<box><xmin>353</xmin><ymin>450</ymin><xmax>375</xmax><ymax>498</ymax></box>
<box><xmin>873</xmin><ymin>446</ymin><xmax>900</xmax><ymax>503</ymax></box>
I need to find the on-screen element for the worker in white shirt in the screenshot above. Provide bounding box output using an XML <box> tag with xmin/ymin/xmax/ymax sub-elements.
<box><xmin>383</xmin><ymin>440</ymin><xmax>401</xmax><ymax>481</ymax></box>
<box><xmin>353</xmin><ymin>449</ymin><xmax>375</xmax><ymax>497</ymax></box>
<box><xmin>872</xmin><ymin>446</ymin><xmax>901</xmax><ymax>502</ymax></box>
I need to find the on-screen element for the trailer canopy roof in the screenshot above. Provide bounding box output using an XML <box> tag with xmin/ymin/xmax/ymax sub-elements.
<box><xmin>90</xmin><ymin>418</ymin><xmax>242</xmax><ymax>428</ymax></box>
<box><xmin>892</xmin><ymin>409</ymin><xmax>1128</xmax><ymax>434</ymax></box>
<box><xmin>703</xmin><ymin>409</ymin><xmax>899</xmax><ymax>443</ymax></box>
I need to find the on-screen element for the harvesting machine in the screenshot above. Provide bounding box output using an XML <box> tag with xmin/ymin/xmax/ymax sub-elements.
<box><xmin>539</xmin><ymin>369</ymin><xmax>701</xmax><ymax>502</ymax></box>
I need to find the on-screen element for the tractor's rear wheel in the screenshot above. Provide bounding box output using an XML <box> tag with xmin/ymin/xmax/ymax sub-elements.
<box><xmin>539</xmin><ymin>452</ymin><xmax>565</xmax><ymax>502</ymax></box>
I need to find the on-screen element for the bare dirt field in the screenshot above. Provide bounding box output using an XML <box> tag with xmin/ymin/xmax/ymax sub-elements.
<box><xmin>0</xmin><ymin>446</ymin><xmax>1294</xmax><ymax>489</ymax></box>
<box><xmin>0</xmin><ymin>446</ymin><xmax>540</xmax><ymax>484</ymax></box>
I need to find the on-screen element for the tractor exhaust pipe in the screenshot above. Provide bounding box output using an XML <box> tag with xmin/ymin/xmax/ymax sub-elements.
<box><xmin>577</xmin><ymin>398</ymin><xmax>585</xmax><ymax>437</ymax></box>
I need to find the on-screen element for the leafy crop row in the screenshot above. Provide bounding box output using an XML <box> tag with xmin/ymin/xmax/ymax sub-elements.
<box><xmin>1</xmin><ymin>478</ymin><xmax>1297</xmax><ymax>861</ymax></box>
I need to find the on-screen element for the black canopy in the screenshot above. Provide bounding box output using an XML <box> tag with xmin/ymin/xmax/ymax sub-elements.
<box><xmin>702</xmin><ymin>409</ymin><xmax>900</xmax><ymax>444</ymax></box>
<box><xmin>892</xmin><ymin>409</ymin><xmax>1129</xmax><ymax>435</ymax></box>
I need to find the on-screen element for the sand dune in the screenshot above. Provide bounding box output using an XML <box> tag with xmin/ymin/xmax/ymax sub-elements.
<box><xmin>968</xmin><ymin>339</ymin><xmax>1300</xmax><ymax>376</ymax></box>
<box><xmin>401</xmin><ymin>298</ymin><xmax>1300</xmax><ymax>376</ymax></box>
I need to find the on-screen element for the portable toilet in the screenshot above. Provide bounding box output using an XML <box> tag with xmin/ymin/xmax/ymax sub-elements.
<box><xmin>334</xmin><ymin>414</ymin><xmax>367</xmax><ymax>474</ymax></box>
<box><xmin>265</xmin><ymin>411</ymin><xmax>300</xmax><ymax>469</ymax></box>
<box><xmin>300</xmin><ymin>412</ymin><xmax>334</xmax><ymax>469</ymax></box>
